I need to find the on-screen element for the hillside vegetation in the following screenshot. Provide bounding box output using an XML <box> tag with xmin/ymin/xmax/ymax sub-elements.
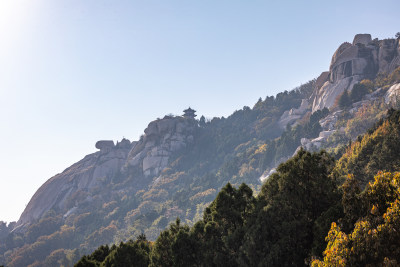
<box><xmin>74</xmin><ymin>109</ymin><xmax>400</xmax><ymax>267</ymax></box>
<box><xmin>0</xmin><ymin>81</ymin><xmax>316</xmax><ymax>267</ymax></box>
<box><xmin>3</xmin><ymin>67</ymin><xmax>400</xmax><ymax>267</ymax></box>
<box><xmin>2</xmin><ymin>34</ymin><xmax>400</xmax><ymax>266</ymax></box>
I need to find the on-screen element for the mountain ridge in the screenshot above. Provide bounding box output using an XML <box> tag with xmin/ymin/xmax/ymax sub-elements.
<box><xmin>2</xmin><ymin>33</ymin><xmax>400</xmax><ymax>267</ymax></box>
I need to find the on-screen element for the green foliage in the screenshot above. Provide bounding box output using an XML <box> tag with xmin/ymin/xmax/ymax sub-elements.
<box><xmin>150</xmin><ymin>218</ymin><xmax>195</xmax><ymax>267</ymax></box>
<box><xmin>339</xmin><ymin>89</ymin><xmax>351</xmax><ymax>108</ymax></box>
<box><xmin>2</xmin><ymin>79</ymin><xmax>320</xmax><ymax>266</ymax></box>
<box><xmin>339</xmin><ymin>175</ymin><xmax>363</xmax><ymax>233</ymax></box>
<box><xmin>78</xmin><ymin>108</ymin><xmax>400</xmax><ymax>266</ymax></box>
<box><xmin>244</xmin><ymin>107</ymin><xmax>329</xmax><ymax>173</ymax></box>
<box><xmin>350</xmin><ymin>83</ymin><xmax>369</xmax><ymax>102</ymax></box>
<box><xmin>74</xmin><ymin>236</ymin><xmax>151</xmax><ymax>267</ymax></box>
<box><xmin>334</xmin><ymin>109</ymin><xmax>400</xmax><ymax>187</ymax></box>
<box><xmin>88</xmin><ymin>245</ymin><xmax>111</xmax><ymax>263</ymax></box>
<box><xmin>310</xmin><ymin>107</ymin><xmax>329</xmax><ymax>125</ymax></box>
<box><xmin>150</xmin><ymin>183</ymin><xmax>256</xmax><ymax>267</ymax></box>
<box><xmin>25</xmin><ymin>216</ymin><xmax>62</xmax><ymax>243</ymax></box>
<box><xmin>241</xmin><ymin>149</ymin><xmax>340</xmax><ymax>266</ymax></box>
<box><xmin>343</xmin><ymin>100</ymin><xmax>386</xmax><ymax>140</ymax></box>
<box><xmin>7</xmin><ymin>69</ymin><xmax>400</xmax><ymax>267</ymax></box>
<box><xmin>43</xmin><ymin>249</ymin><xmax>67</xmax><ymax>267</ymax></box>
<box><xmin>102</xmin><ymin>240</ymin><xmax>150</xmax><ymax>267</ymax></box>
<box><xmin>312</xmin><ymin>172</ymin><xmax>400</xmax><ymax>266</ymax></box>
<box><xmin>375</xmin><ymin>66</ymin><xmax>400</xmax><ymax>88</ymax></box>
<box><xmin>6</xmin><ymin>225</ymin><xmax>75</xmax><ymax>267</ymax></box>
<box><xmin>199</xmin><ymin>115</ymin><xmax>206</xmax><ymax>127</ymax></box>
<box><xmin>74</xmin><ymin>256</ymin><xmax>98</xmax><ymax>267</ymax></box>
<box><xmin>337</xmin><ymin>80</ymin><xmax>372</xmax><ymax>109</ymax></box>
<box><xmin>201</xmin><ymin>183</ymin><xmax>255</xmax><ymax>266</ymax></box>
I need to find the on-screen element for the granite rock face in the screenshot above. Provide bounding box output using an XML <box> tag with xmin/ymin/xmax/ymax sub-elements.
<box><xmin>352</xmin><ymin>34</ymin><xmax>372</xmax><ymax>46</ymax></box>
<box><xmin>312</xmin><ymin>34</ymin><xmax>400</xmax><ymax>112</ymax></box>
<box><xmin>17</xmin><ymin>139</ymin><xmax>133</xmax><ymax>228</ymax></box>
<box><xmin>95</xmin><ymin>140</ymin><xmax>115</xmax><ymax>151</ymax></box>
<box><xmin>378</xmin><ymin>38</ymin><xmax>400</xmax><ymax>74</ymax></box>
<box><xmin>126</xmin><ymin>117</ymin><xmax>197</xmax><ymax>176</ymax></box>
<box><xmin>278</xmin><ymin>99</ymin><xmax>309</xmax><ymax>129</ymax></box>
<box><xmin>16</xmin><ymin>116</ymin><xmax>198</xmax><ymax>229</ymax></box>
<box><xmin>13</xmin><ymin>114</ymin><xmax>197</xmax><ymax>231</ymax></box>
<box><xmin>385</xmin><ymin>83</ymin><xmax>400</xmax><ymax>105</ymax></box>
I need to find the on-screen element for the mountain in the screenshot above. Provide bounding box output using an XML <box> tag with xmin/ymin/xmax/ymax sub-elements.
<box><xmin>312</xmin><ymin>33</ymin><xmax>400</xmax><ymax>112</ymax></box>
<box><xmin>76</xmin><ymin>110</ymin><xmax>400</xmax><ymax>267</ymax></box>
<box><xmin>1</xmin><ymin>33</ymin><xmax>400</xmax><ymax>267</ymax></box>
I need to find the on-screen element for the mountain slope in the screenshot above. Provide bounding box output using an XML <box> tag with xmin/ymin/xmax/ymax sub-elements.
<box><xmin>76</xmin><ymin>107</ymin><xmax>400</xmax><ymax>267</ymax></box>
<box><xmin>2</xmin><ymin>33</ymin><xmax>400</xmax><ymax>267</ymax></box>
<box><xmin>334</xmin><ymin>108</ymin><xmax>400</xmax><ymax>186</ymax></box>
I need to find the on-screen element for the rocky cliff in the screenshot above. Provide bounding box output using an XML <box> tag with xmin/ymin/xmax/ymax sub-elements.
<box><xmin>5</xmin><ymin>32</ymin><xmax>400</xmax><ymax>267</ymax></box>
<box><xmin>17</xmin><ymin>140</ymin><xmax>133</xmax><ymax>229</ymax></box>
<box><xmin>125</xmin><ymin>116</ymin><xmax>196</xmax><ymax>177</ymax></box>
<box><xmin>16</xmin><ymin>34</ymin><xmax>400</xmax><ymax>231</ymax></box>
<box><xmin>312</xmin><ymin>34</ymin><xmax>400</xmax><ymax>112</ymax></box>
<box><xmin>15</xmin><ymin>115</ymin><xmax>198</xmax><ymax>230</ymax></box>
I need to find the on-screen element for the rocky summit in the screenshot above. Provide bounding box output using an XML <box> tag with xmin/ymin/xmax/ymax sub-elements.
<box><xmin>126</xmin><ymin>116</ymin><xmax>197</xmax><ymax>177</ymax></box>
<box><xmin>15</xmin><ymin>114</ymin><xmax>198</xmax><ymax>231</ymax></box>
<box><xmin>312</xmin><ymin>34</ymin><xmax>400</xmax><ymax>112</ymax></box>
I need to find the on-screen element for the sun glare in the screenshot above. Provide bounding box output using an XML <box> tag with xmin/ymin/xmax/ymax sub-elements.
<box><xmin>0</xmin><ymin>0</ymin><xmax>34</xmax><ymax>41</ymax></box>
<box><xmin>0</xmin><ymin>0</ymin><xmax>22</xmax><ymax>26</ymax></box>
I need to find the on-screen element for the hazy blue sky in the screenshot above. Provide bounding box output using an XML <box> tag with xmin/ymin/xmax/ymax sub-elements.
<box><xmin>0</xmin><ymin>0</ymin><xmax>399</xmax><ymax>222</ymax></box>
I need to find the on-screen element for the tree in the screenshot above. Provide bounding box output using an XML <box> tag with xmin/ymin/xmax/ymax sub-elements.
<box><xmin>75</xmin><ymin>236</ymin><xmax>150</xmax><ymax>267</ymax></box>
<box><xmin>74</xmin><ymin>256</ymin><xmax>98</xmax><ymax>267</ymax></box>
<box><xmin>339</xmin><ymin>89</ymin><xmax>351</xmax><ymax>108</ymax></box>
<box><xmin>88</xmin><ymin>245</ymin><xmax>110</xmax><ymax>263</ymax></box>
<box><xmin>102</xmin><ymin>239</ymin><xmax>150</xmax><ymax>267</ymax></box>
<box><xmin>43</xmin><ymin>249</ymin><xmax>67</xmax><ymax>267</ymax></box>
<box><xmin>334</xmin><ymin>109</ymin><xmax>400</xmax><ymax>187</ymax></box>
<box><xmin>339</xmin><ymin>175</ymin><xmax>362</xmax><ymax>232</ymax></box>
<box><xmin>241</xmin><ymin>149</ymin><xmax>340</xmax><ymax>266</ymax></box>
<box><xmin>199</xmin><ymin>115</ymin><xmax>206</xmax><ymax>127</ymax></box>
<box><xmin>150</xmin><ymin>218</ymin><xmax>190</xmax><ymax>267</ymax></box>
<box><xmin>350</xmin><ymin>83</ymin><xmax>369</xmax><ymax>103</ymax></box>
<box><xmin>201</xmin><ymin>183</ymin><xmax>255</xmax><ymax>266</ymax></box>
<box><xmin>312</xmin><ymin>172</ymin><xmax>400</xmax><ymax>266</ymax></box>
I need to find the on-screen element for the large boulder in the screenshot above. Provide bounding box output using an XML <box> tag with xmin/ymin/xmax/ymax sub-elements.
<box><xmin>352</xmin><ymin>34</ymin><xmax>372</xmax><ymax>45</ymax></box>
<box><xmin>95</xmin><ymin>140</ymin><xmax>115</xmax><ymax>151</ymax></box>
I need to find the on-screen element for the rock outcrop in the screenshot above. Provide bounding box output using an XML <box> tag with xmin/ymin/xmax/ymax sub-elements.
<box><xmin>384</xmin><ymin>83</ymin><xmax>400</xmax><ymax>105</ymax></box>
<box><xmin>126</xmin><ymin>116</ymin><xmax>197</xmax><ymax>176</ymax></box>
<box><xmin>16</xmin><ymin>115</ymin><xmax>198</xmax><ymax>229</ymax></box>
<box><xmin>312</xmin><ymin>34</ymin><xmax>400</xmax><ymax>112</ymax></box>
<box><xmin>95</xmin><ymin>140</ymin><xmax>115</xmax><ymax>151</ymax></box>
<box><xmin>278</xmin><ymin>99</ymin><xmax>309</xmax><ymax>129</ymax></box>
<box><xmin>352</xmin><ymin>33</ymin><xmax>372</xmax><ymax>46</ymax></box>
<box><xmin>17</xmin><ymin>139</ymin><xmax>133</xmax><ymax>228</ymax></box>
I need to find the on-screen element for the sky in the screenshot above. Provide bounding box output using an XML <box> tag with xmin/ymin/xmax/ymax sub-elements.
<box><xmin>0</xmin><ymin>0</ymin><xmax>399</xmax><ymax>223</ymax></box>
